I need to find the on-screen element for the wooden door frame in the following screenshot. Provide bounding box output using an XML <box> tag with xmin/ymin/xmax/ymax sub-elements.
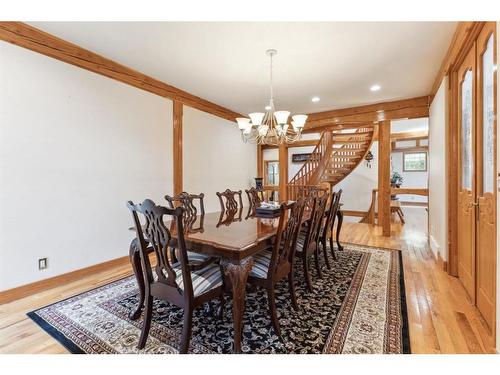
<box><xmin>447</xmin><ymin>22</ymin><xmax>497</xmax><ymax>343</ymax></box>
<box><xmin>447</xmin><ymin>22</ymin><xmax>490</xmax><ymax>276</ymax></box>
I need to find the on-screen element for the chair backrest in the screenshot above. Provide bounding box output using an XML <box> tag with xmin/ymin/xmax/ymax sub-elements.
<box><xmin>301</xmin><ymin>193</ymin><xmax>329</xmax><ymax>253</ymax></box>
<box><xmin>165</xmin><ymin>191</ymin><xmax>205</xmax><ymax>216</ymax></box>
<box><xmin>267</xmin><ymin>198</ymin><xmax>306</xmax><ymax>279</ymax></box>
<box><xmin>216</xmin><ymin>189</ymin><xmax>243</xmax><ymax>212</ymax></box>
<box><xmin>321</xmin><ymin>189</ymin><xmax>343</xmax><ymax>240</ymax></box>
<box><xmin>245</xmin><ymin>187</ymin><xmax>262</xmax><ymax>209</ymax></box>
<box><xmin>127</xmin><ymin>199</ymin><xmax>194</xmax><ymax>297</ymax></box>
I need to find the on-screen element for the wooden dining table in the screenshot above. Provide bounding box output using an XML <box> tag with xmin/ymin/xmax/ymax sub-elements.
<box><xmin>128</xmin><ymin>206</ymin><xmax>344</xmax><ymax>353</ymax></box>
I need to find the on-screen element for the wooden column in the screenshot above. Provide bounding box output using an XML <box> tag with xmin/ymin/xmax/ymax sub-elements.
<box><xmin>173</xmin><ymin>101</ymin><xmax>183</xmax><ymax>196</ymax></box>
<box><xmin>278</xmin><ymin>142</ymin><xmax>288</xmax><ymax>202</ymax></box>
<box><xmin>257</xmin><ymin>144</ymin><xmax>263</xmax><ymax>178</ymax></box>
<box><xmin>378</xmin><ymin>120</ymin><xmax>391</xmax><ymax>237</ymax></box>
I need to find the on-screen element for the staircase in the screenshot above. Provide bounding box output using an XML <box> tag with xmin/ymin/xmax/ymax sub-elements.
<box><xmin>287</xmin><ymin>125</ymin><xmax>375</xmax><ymax>200</ymax></box>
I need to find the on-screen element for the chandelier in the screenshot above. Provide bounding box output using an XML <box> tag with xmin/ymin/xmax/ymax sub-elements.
<box><xmin>235</xmin><ymin>49</ymin><xmax>308</xmax><ymax>145</ymax></box>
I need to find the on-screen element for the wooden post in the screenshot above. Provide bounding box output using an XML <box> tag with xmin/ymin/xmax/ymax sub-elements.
<box><xmin>173</xmin><ymin>101</ymin><xmax>183</xmax><ymax>196</ymax></box>
<box><xmin>378</xmin><ymin>120</ymin><xmax>391</xmax><ymax>236</ymax></box>
<box><xmin>278</xmin><ymin>142</ymin><xmax>288</xmax><ymax>202</ymax></box>
<box><xmin>257</xmin><ymin>144</ymin><xmax>263</xmax><ymax>178</ymax></box>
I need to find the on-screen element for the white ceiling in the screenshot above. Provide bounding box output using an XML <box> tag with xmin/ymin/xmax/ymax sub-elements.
<box><xmin>30</xmin><ymin>22</ymin><xmax>456</xmax><ymax>115</ymax></box>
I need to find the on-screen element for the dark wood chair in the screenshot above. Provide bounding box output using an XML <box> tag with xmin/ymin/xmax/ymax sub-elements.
<box><xmin>127</xmin><ymin>199</ymin><xmax>225</xmax><ymax>353</ymax></box>
<box><xmin>165</xmin><ymin>191</ymin><xmax>205</xmax><ymax>216</ymax></box>
<box><xmin>319</xmin><ymin>189</ymin><xmax>343</xmax><ymax>268</ymax></box>
<box><xmin>245</xmin><ymin>187</ymin><xmax>262</xmax><ymax>217</ymax></box>
<box><xmin>216</xmin><ymin>189</ymin><xmax>243</xmax><ymax>212</ymax></box>
<box><xmin>295</xmin><ymin>193</ymin><xmax>329</xmax><ymax>292</ymax></box>
<box><xmin>247</xmin><ymin>198</ymin><xmax>306</xmax><ymax>338</ymax></box>
<box><xmin>165</xmin><ymin>192</ymin><xmax>212</xmax><ymax>269</ymax></box>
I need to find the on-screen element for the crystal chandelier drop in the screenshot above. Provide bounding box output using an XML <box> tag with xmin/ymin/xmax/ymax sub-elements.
<box><xmin>235</xmin><ymin>49</ymin><xmax>308</xmax><ymax>145</ymax></box>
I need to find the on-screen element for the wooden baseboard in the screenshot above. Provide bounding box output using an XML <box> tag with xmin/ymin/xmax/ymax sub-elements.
<box><xmin>437</xmin><ymin>252</ymin><xmax>448</xmax><ymax>271</ymax></box>
<box><xmin>0</xmin><ymin>256</ymin><xmax>130</xmax><ymax>304</ymax></box>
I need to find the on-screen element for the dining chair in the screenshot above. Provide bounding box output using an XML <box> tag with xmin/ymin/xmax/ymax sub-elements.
<box><xmin>245</xmin><ymin>187</ymin><xmax>262</xmax><ymax>218</ymax></box>
<box><xmin>165</xmin><ymin>192</ymin><xmax>212</xmax><ymax>269</ymax></box>
<box><xmin>295</xmin><ymin>193</ymin><xmax>329</xmax><ymax>292</ymax></box>
<box><xmin>245</xmin><ymin>187</ymin><xmax>262</xmax><ymax>209</ymax></box>
<box><xmin>247</xmin><ymin>198</ymin><xmax>306</xmax><ymax>338</ymax></box>
<box><xmin>319</xmin><ymin>189</ymin><xmax>343</xmax><ymax>266</ymax></box>
<box><xmin>127</xmin><ymin>199</ymin><xmax>225</xmax><ymax>353</ymax></box>
<box><xmin>165</xmin><ymin>191</ymin><xmax>205</xmax><ymax>216</ymax></box>
<box><xmin>216</xmin><ymin>189</ymin><xmax>243</xmax><ymax>212</ymax></box>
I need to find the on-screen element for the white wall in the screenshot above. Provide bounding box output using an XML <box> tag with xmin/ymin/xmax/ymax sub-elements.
<box><xmin>0</xmin><ymin>42</ymin><xmax>173</xmax><ymax>291</ymax></box>
<box><xmin>391</xmin><ymin>151</ymin><xmax>428</xmax><ymax>203</ymax></box>
<box><xmin>183</xmin><ymin>107</ymin><xmax>256</xmax><ymax>213</ymax></box>
<box><xmin>288</xmin><ymin>146</ymin><xmax>315</xmax><ymax>179</ymax></box>
<box><xmin>335</xmin><ymin>143</ymin><xmax>378</xmax><ymax>214</ymax></box>
<box><xmin>428</xmin><ymin>78</ymin><xmax>448</xmax><ymax>261</ymax></box>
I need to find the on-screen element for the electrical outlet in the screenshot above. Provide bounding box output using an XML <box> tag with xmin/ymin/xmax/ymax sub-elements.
<box><xmin>38</xmin><ymin>258</ymin><xmax>48</xmax><ymax>270</ymax></box>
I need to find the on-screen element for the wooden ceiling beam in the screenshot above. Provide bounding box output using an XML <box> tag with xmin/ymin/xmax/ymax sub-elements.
<box><xmin>305</xmin><ymin>96</ymin><xmax>430</xmax><ymax>126</ymax></box>
<box><xmin>372</xmin><ymin>130</ymin><xmax>429</xmax><ymax>142</ymax></box>
<box><xmin>0</xmin><ymin>22</ymin><xmax>242</xmax><ymax>122</ymax></box>
<box><xmin>304</xmin><ymin>105</ymin><xmax>429</xmax><ymax>132</ymax></box>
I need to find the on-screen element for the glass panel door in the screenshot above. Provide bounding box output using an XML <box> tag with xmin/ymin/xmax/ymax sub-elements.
<box><xmin>482</xmin><ymin>35</ymin><xmax>495</xmax><ymax>194</ymax></box>
<box><xmin>461</xmin><ymin>69</ymin><xmax>474</xmax><ymax>190</ymax></box>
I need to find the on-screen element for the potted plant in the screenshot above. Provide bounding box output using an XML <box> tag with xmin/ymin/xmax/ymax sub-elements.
<box><xmin>390</xmin><ymin>171</ymin><xmax>403</xmax><ymax>188</ymax></box>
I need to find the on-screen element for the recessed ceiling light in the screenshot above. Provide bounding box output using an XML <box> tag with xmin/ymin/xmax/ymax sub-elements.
<box><xmin>311</xmin><ymin>96</ymin><xmax>320</xmax><ymax>103</ymax></box>
<box><xmin>370</xmin><ymin>84</ymin><xmax>381</xmax><ymax>92</ymax></box>
<box><xmin>265</xmin><ymin>105</ymin><xmax>271</xmax><ymax>110</ymax></box>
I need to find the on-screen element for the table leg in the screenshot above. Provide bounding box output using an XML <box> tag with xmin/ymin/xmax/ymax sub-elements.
<box><xmin>222</xmin><ymin>257</ymin><xmax>254</xmax><ymax>353</ymax></box>
<box><xmin>336</xmin><ymin>210</ymin><xmax>344</xmax><ymax>251</ymax></box>
<box><xmin>129</xmin><ymin>238</ymin><xmax>145</xmax><ymax>320</ymax></box>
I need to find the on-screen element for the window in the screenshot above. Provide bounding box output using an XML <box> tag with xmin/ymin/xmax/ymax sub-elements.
<box><xmin>265</xmin><ymin>160</ymin><xmax>279</xmax><ymax>186</ymax></box>
<box><xmin>403</xmin><ymin>152</ymin><xmax>427</xmax><ymax>172</ymax></box>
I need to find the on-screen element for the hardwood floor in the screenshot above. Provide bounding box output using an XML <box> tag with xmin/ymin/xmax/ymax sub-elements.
<box><xmin>0</xmin><ymin>206</ymin><xmax>496</xmax><ymax>353</ymax></box>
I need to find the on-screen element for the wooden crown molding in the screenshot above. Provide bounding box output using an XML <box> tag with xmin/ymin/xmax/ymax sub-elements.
<box><xmin>0</xmin><ymin>22</ymin><xmax>242</xmax><ymax>122</ymax></box>
<box><xmin>303</xmin><ymin>96</ymin><xmax>430</xmax><ymax>133</ymax></box>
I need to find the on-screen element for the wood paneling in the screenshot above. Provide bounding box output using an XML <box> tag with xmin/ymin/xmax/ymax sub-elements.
<box><xmin>0</xmin><ymin>256</ymin><xmax>129</xmax><ymax>304</ymax></box>
<box><xmin>278</xmin><ymin>142</ymin><xmax>288</xmax><ymax>202</ymax></box>
<box><xmin>173</xmin><ymin>101</ymin><xmax>183</xmax><ymax>195</ymax></box>
<box><xmin>303</xmin><ymin>96</ymin><xmax>430</xmax><ymax>133</ymax></box>
<box><xmin>378</xmin><ymin>120</ymin><xmax>391</xmax><ymax>237</ymax></box>
<box><xmin>0</xmin><ymin>22</ymin><xmax>242</xmax><ymax>122</ymax></box>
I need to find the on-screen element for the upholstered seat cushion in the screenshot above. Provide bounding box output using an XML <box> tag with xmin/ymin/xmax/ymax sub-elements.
<box><xmin>249</xmin><ymin>251</ymin><xmax>272</xmax><ymax>279</ymax></box>
<box><xmin>186</xmin><ymin>251</ymin><xmax>210</xmax><ymax>263</ymax></box>
<box><xmin>169</xmin><ymin>263</ymin><xmax>223</xmax><ymax>297</ymax></box>
<box><xmin>173</xmin><ymin>249</ymin><xmax>211</xmax><ymax>263</ymax></box>
<box><xmin>296</xmin><ymin>231</ymin><xmax>307</xmax><ymax>253</ymax></box>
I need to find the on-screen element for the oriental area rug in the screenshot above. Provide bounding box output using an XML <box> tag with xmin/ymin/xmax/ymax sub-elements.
<box><xmin>27</xmin><ymin>243</ymin><xmax>410</xmax><ymax>354</ymax></box>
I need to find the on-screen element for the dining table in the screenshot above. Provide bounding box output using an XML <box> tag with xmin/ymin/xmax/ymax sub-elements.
<box><xmin>127</xmin><ymin>205</ymin><xmax>344</xmax><ymax>353</ymax></box>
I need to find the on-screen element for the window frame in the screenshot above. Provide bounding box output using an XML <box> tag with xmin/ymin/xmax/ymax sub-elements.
<box><xmin>402</xmin><ymin>151</ymin><xmax>428</xmax><ymax>172</ymax></box>
<box><xmin>264</xmin><ymin>160</ymin><xmax>280</xmax><ymax>186</ymax></box>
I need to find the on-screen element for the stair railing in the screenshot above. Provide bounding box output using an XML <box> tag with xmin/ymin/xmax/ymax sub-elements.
<box><xmin>287</xmin><ymin>131</ymin><xmax>333</xmax><ymax>201</ymax></box>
